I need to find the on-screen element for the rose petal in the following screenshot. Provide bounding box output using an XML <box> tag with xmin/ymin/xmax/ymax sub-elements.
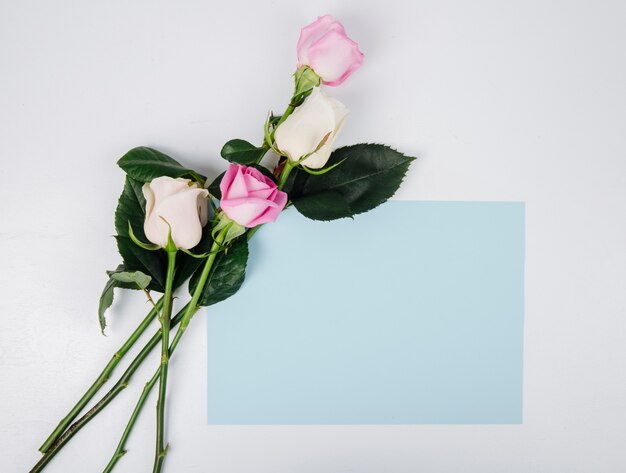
<box><xmin>221</xmin><ymin>201</ymin><xmax>265</xmax><ymax>227</ymax></box>
<box><xmin>142</xmin><ymin>183</ymin><xmax>156</xmax><ymax>225</ymax></box>
<box><xmin>274</xmin><ymin>88</ymin><xmax>335</xmax><ymax>160</ymax></box>
<box><xmin>307</xmin><ymin>29</ymin><xmax>364</xmax><ymax>85</ymax></box>
<box><xmin>220</xmin><ymin>164</ymin><xmax>240</xmax><ymax>200</ymax></box>
<box><xmin>143</xmin><ymin>177</ymin><xmax>197</xmax><ymax>247</ymax></box>
<box><xmin>226</xmin><ymin>165</ymin><xmax>249</xmax><ymax>199</ymax></box>
<box><xmin>243</xmin><ymin>171</ymin><xmax>271</xmax><ymax>192</ymax></box>
<box><xmin>301</xmin><ymin>97</ymin><xmax>349</xmax><ymax>169</ymax></box>
<box><xmin>249</xmin><ymin>187</ymin><xmax>275</xmax><ymax>200</ymax></box>
<box><xmin>247</xmin><ymin>189</ymin><xmax>288</xmax><ymax>227</ymax></box>
<box><xmin>154</xmin><ymin>188</ymin><xmax>209</xmax><ymax>249</ymax></box>
<box><xmin>220</xmin><ymin>164</ymin><xmax>287</xmax><ymax>228</ymax></box>
<box><xmin>148</xmin><ymin>176</ymin><xmax>191</xmax><ymax>200</ymax></box>
<box><xmin>297</xmin><ymin>15</ymin><xmax>340</xmax><ymax>65</ymax></box>
<box><xmin>245</xmin><ymin>166</ymin><xmax>276</xmax><ymax>188</ymax></box>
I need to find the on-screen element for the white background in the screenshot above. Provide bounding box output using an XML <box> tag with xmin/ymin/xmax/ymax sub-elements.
<box><xmin>1</xmin><ymin>1</ymin><xmax>625</xmax><ymax>472</ymax></box>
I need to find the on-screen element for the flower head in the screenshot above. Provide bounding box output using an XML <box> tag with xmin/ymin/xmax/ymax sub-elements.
<box><xmin>143</xmin><ymin>176</ymin><xmax>209</xmax><ymax>249</ymax></box>
<box><xmin>220</xmin><ymin>164</ymin><xmax>288</xmax><ymax>227</ymax></box>
<box><xmin>297</xmin><ymin>15</ymin><xmax>364</xmax><ymax>86</ymax></box>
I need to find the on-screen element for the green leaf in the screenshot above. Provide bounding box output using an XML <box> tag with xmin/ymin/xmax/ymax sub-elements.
<box><xmin>98</xmin><ymin>277</ymin><xmax>117</xmax><ymax>333</ymax></box>
<box><xmin>114</xmin><ymin>236</ymin><xmax>166</xmax><ymax>291</ymax></box>
<box><xmin>288</xmin><ymin>144</ymin><xmax>415</xmax><ymax>221</ymax></box>
<box><xmin>109</xmin><ymin>270</ymin><xmax>152</xmax><ymax>289</ymax></box>
<box><xmin>114</xmin><ymin>177</ymin><xmax>167</xmax><ymax>291</ymax></box>
<box><xmin>114</xmin><ymin>176</ymin><xmax>147</xmax><ymax>238</ymax></box>
<box><xmin>98</xmin><ymin>266</ymin><xmax>151</xmax><ymax>333</ymax></box>
<box><xmin>118</xmin><ymin>147</ymin><xmax>206</xmax><ymax>184</ymax></box>
<box><xmin>208</xmin><ymin>172</ymin><xmax>225</xmax><ymax>199</ymax></box>
<box><xmin>105</xmin><ymin>264</ymin><xmax>141</xmax><ymax>289</ymax></box>
<box><xmin>189</xmin><ymin>238</ymin><xmax>249</xmax><ymax>307</ymax></box>
<box><xmin>290</xmin><ymin>190</ymin><xmax>353</xmax><ymax>221</ymax></box>
<box><xmin>220</xmin><ymin>139</ymin><xmax>267</xmax><ymax>165</ymax></box>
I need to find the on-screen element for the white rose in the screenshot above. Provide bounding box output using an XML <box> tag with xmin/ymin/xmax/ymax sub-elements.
<box><xmin>142</xmin><ymin>176</ymin><xmax>209</xmax><ymax>249</ymax></box>
<box><xmin>274</xmin><ymin>87</ymin><xmax>349</xmax><ymax>169</ymax></box>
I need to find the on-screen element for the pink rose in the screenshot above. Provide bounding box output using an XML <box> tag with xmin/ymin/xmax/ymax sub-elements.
<box><xmin>297</xmin><ymin>15</ymin><xmax>364</xmax><ymax>86</ymax></box>
<box><xmin>219</xmin><ymin>164</ymin><xmax>288</xmax><ymax>227</ymax></box>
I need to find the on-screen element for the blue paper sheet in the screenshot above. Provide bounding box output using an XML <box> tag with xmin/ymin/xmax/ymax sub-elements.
<box><xmin>207</xmin><ymin>201</ymin><xmax>524</xmax><ymax>424</ymax></box>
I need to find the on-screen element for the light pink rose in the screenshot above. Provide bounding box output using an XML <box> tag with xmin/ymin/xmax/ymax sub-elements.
<box><xmin>220</xmin><ymin>164</ymin><xmax>288</xmax><ymax>227</ymax></box>
<box><xmin>297</xmin><ymin>15</ymin><xmax>364</xmax><ymax>86</ymax></box>
<box><xmin>143</xmin><ymin>176</ymin><xmax>209</xmax><ymax>250</ymax></box>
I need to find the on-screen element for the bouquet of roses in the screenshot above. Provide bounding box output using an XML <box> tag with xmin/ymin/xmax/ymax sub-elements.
<box><xmin>30</xmin><ymin>15</ymin><xmax>415</xmax><ymax>473</ymax></box>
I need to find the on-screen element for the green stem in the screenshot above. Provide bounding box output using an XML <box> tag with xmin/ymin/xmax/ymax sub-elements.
<box><xmin>102</xmin><ymin>309</ymin><xmax>197</xmax><ymax>473</ymax></box>
<box><xmin>152</xmin><ymin>251</ymin><xmax>177</xmax><ymax>473</ymax></box>
<box><xmin>277</xmin><ymin>160</ymin><xmax>295</xmax><ymax>189</ymax></box>
<box><xmin>107</xmin><ymin>228</ymin><xmax>228</xmax><ymax>473</ymax></box>
<box><xmin>35</xmin><ymin>112</ymin><xmax>294</xmax><ymax>471</ymax></box>
<box><xmin>102</xmin><ymin>368</ymin><xmax>159</xmax><ymax>473</ymax></box>
<box><xmin>38</xmin><ymin>297</ymin><xmax>164</xmax><ymax>454</ymax></box>
<box><xmin>173</xmin><ymin>231</ymin><xmax>225</xmax><ymax>350</ymax></box>
<box><xmin>33</xmin><ymin>229</ymin><xmax>229</xmax><ymax>472</ymax></box>
<box><xmin>272</xmin><ymin>104</ymin><xmax>295</xmax><ymax>133</ymax></box>
<box><xmin>29</xmin><ymin>304</ymin><xmax>189</xmax><ymax>473</ymax></box>
<box><xmin>268</xmin><ymin>104</ymin><xmax>295</xmax><ymax>145</ymax></box>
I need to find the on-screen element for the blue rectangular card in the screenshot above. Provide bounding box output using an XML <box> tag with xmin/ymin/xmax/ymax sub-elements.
<box><xmin>207</xmin><ymin>201</ymin><xmax>524</xmax><ymax>424</ymax></box>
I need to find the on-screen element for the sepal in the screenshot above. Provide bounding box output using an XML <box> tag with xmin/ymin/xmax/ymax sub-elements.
<box><xmin>212</xmin><ymin>212</ymin><xmax>246</xmax><ymax>244</ymax></box>
<box><xmin>128</xmin><ymin>222</ymin><xmax>160</xmax><ymax>251</ymax></box>
<box><xmin>294</xmin><ymin>66</ymin><xmax>321</xmax><ymax>98</ymax></box>
<box><xmin>264</xmin><ymin>113</ymin><xmax>281</xmax><ymax>153</ymax></box>
<box><xmin>180</xmin><ymin>246</ymin><xmax>224</xmax><ymax>259</ymax></box>
<box><xmin>301</xmin><ymin>157</ymin><xmax>346</xmax><ymax>175</ymax></box>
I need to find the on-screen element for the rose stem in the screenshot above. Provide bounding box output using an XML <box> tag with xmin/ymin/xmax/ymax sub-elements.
<box><xmin>109</xmin><ymin>171</ymin><xmax>291</xmax><ymax>471</ymax></box>
<box><xmin>38</xmin><ymin>296</ymin><xmax>164</xmax><ymax>453</ymax></box>
<box><xmin>101</xmin><ymin>305</ymin><xmax>198</xmax><ymax>472</ymax></box>
<box><xmin>106</xmin><ymin>227</ymin><xmax>228</xmax><ymax>471</ymax></box>
<box><xmin>102</xmin><ymin>362</ymin><xmax>160</xmax><ymax>472</ymax></box>
<box><xmin>152</xmin><ymin>249</ymin><xmax>177</xmax><ymax>473</ymax></box>
<box><xmin>28</xmin><ymin>303</ymin><xmax>189</xmax><ymax>473</ymax></box>
<box><xmin>151</xmin><ymin>230</ymin><xmax>226</xmax><ymax>473</ymax></box>
<box><xmin>44</xmin><ymin>159</ymin><xmax>295</xmax><ymax>472</ymax></box>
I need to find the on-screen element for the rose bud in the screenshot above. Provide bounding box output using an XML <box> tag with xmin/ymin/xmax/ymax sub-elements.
<box><xmin>297</xmin><ymin>14</ymin><xmax>364</xmax><ymax>86</ymax></box>
<box><xmin>142</xmin><ymin>176</ymin><xmax>209</xmax><ymax>249</ymax></box>
<box><xmin>274</xmin><ymin>87</ymin><xmax>349</xmax><ymax>169</ymax></box>
<box><xmin>220</xmin><ymin>164</ymin><xmax>288</xmax><ymax>228</ymax></box>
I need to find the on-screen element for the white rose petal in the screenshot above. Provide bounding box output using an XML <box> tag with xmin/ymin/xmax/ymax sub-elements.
<box><xmin>142</xmin><ymin>176</ymin><xmax>209</xmax><ymax>250</ymax></box>
<box><xmin>274</xmin><ymin>88</ymin><xmax>349</xmax><ymax>169</ymax></box>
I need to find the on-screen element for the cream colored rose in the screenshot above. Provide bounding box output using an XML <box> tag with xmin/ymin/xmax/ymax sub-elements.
<box><xmin>274</xmin><ymin>87</ymin><xmax>349</xmax><ymax>169</ymax></box>
<box><xmin>142</xmin><ymin>176</ymin><xmax>209</xmax><ymax>249</ymax></box>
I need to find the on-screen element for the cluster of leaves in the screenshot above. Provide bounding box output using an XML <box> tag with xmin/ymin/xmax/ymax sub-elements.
<box><xmin>219</xmin><ymin>140</ymin><xmax>414</xmax><ymax>220</ymax></box>
<box><xmin>100</xmin><ymin>143</ymin><xmax>413</xmax><ymax>330</ymax></box>
<box><xmin>98</xmin><ymin>147</ymin><xmax>248</xmax><ymax>332</ymax></box>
